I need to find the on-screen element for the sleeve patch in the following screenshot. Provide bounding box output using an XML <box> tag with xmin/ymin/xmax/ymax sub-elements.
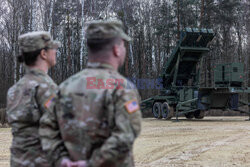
<box><xmin>124</xmin><ymin>99</ymin><xmax>139</xmax><ymax>114</ymax></box>
<box><xmin>44</xmin><ymin>95</ymin><xmax>55</xmax><ymax>109</ymax></box>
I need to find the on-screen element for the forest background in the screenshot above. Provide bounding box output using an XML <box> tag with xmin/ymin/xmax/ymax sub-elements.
<box><xmin>0</xmin><ymin>0</ymin><xmax>249</xmax><ymax>115</ymax></box>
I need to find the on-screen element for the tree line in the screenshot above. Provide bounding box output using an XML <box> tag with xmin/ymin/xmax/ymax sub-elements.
<box><xmin>0</xmin><ymin>0</ymin><xmax>249</xmax><ymax>110</ymax></box>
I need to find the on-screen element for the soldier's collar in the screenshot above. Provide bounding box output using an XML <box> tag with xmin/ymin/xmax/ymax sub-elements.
<box><xmin>25</xmin><ymin>66</ymin><xmax>47</xmax><ymax>76</ymax></box>
<box><xmin>87</xmin><ymin>62</ymin><xmax>115</xmax><ymax>70</ymax></box>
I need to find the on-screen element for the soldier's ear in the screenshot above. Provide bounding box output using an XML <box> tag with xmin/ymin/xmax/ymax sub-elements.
<box><xmin>113</xmin><ymin>44</ymin><xmax>120</xmax><ymax>58</ymax></box>
<box><xmin>40</xmin><ymin>49</ymin><xmax>47</xmax><ymax>60</ymax></box>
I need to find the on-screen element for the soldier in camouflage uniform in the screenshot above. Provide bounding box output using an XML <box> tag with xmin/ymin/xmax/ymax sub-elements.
<box><xmin>6</xmin><ymin>31</ymin><xmax>65</xmax><ymax>167</ymax></box>
<box><xmin>39</xmin><ymin>20</ymin><xmax>142</xmax><ymax>167</ymax></box>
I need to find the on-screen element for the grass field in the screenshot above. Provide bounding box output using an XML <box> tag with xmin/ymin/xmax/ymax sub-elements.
<box><xmin>1</xmin><ymin>117</ymin><xmax>250</xmax><ymax>167</ymax></box>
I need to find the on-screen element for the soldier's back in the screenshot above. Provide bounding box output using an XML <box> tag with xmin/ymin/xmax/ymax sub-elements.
<box><xmin>57</xmin><ymin>62</ymin><xmax>142</xmax><ymax>166</ymax></box>
<box><xmin>7</xmin><ymin>68</ymin><xmax>54</xmax><ymax>167</ymax></box>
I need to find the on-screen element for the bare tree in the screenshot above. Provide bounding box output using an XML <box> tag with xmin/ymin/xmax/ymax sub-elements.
<box><xmin>80</xmin><ymin>0</ymin><xmax>85</xmax><ymax>69</ymax></box>
<box><xmin>48</xmin><ymin>0</ymin><xmax>55</xmax><ymax>33</ymax></box>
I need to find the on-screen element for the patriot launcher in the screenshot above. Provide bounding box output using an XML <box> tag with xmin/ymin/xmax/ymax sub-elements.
<box><xmin>141</xmin><ymin>28</ymin><xmax>250</xmax><ymax>120</ymax></box>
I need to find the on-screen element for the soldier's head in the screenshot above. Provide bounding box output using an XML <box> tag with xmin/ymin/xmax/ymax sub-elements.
<box><xmin>18</xmin><ymin>31</ymin><xmax>60</xmax><ymax>68</ymax></box>
<box><xmin>86</xmin><ymin>20</ymin><xmax>131</xmax><ymax>69</ymax></box>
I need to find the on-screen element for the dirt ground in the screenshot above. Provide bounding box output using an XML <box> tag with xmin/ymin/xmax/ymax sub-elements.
<box><xmin>134</xmin><ymin>117</ymin><xmax>250</xmax><ymax>167</ymax></box>
<box><xmin>1</xmin><ymin>117</ymin><xmax>250</xmax><ymax>167</ymax></box>
<box><xmin>0</xmin><ymin>128</ymin><xmax>11</xmax><ymax>167</ymax></box>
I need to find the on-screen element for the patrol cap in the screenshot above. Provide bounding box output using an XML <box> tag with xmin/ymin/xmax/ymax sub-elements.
<box><xmin>86</xmin><ymin>19</ymin><xmax>131</xmax><ymax>41</ymax></box>
<box><xmin>18</xmin><ymin>31</ymin><xmax>61</xmax><ymax>53</ymax></box>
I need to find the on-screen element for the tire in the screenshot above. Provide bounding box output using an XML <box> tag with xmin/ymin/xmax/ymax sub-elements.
<box><xmin>161</xmin><ymin>102</ymin><xmax>173</xmax><ymax>120</ymax></box>
<box><xmin>185</xmin><ymin>112</ymin><xmax>194</xmax><ymax>119</ymax></box>
<box><xmin>152</xmin><ymin>102</ymin><xmax>162</xmax><ymax>119</ymax></box>
<box><xmin>194</xmin><ymin>110</ymin><xmax>205</xmax><ymax>119</ymax></box>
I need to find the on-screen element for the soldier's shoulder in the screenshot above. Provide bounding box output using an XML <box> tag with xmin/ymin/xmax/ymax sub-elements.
<box><xmin>34</xmin><ymin>72</ymin><xmax>57</xmax><ymax>87</ymax></box>
<box><xmin>25</xmin><ymin>73</ymin><xmax>57</xmax><ymax>93</ymax></box>
<box><xmin>25</xmin><ymin>72</ymin><xmax>48</xmax><ymax>86</ymax></box>
<box><xmin>7</xmin><ymin>76</ymin><xmax>39</xmax><ymax>102</ymax></box>
<box><xmin>18</xmin><ymin>75</ymin><xmax>40</xmax><ymax>89</ymax></box>
<box><xmin>7</xmin><ymin>83</ymin><xmax>18</xmax><ymax>101</ymax></box>
<box><xmin>19</xmin><ymin>74</ymin><xmax>56</xmax><ymax>94</ymax></box>
<box><xmin>114</xmin><ymin>72</ymin><xmax>137</xmax><ymax>91</ymax></box>
<box><xmin>107</xmin><ymin>73</ymin><xmax>139</xmax><ymax>102</ymax></box>
<box><xmin>59</xmin><ymin>70</ymin><xmax>87</xmax><ymax>91</ymax></box>
<box><xmin>86</xmin><ymin>67</ymin><xmax>114</xmax><ymax>77</ymax></box>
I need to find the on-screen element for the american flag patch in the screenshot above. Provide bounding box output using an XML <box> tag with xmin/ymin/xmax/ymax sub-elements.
<box><xmin>44</xmin><ymin>95</ymin><xmax>55</xmax><ymax>109</ymax></box>
<box><xmin>124</xmin><ymin>99</ymin><xmax>139</xmax><ymax>114</ymax></box>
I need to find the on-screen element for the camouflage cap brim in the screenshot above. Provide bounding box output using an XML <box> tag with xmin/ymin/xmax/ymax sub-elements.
<box><xmin>120</xmin><ymin>32</ymin><xmax>131</xmax><ymax>42</ymax></box>
<box><xmin>48</xmin><ymin>41</ymin><xmax>61</xmax><ymax>49</ymax></box>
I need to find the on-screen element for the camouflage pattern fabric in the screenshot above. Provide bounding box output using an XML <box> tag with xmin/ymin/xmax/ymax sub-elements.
<box><xmin>18</xmin><ymin>31</ymin><xmax>61</xmax><ymax>53</ymax></box>
<box><xmin>40</xmin><ymin>62</ymin><xmax>142</xmax><ymax>167</ymax></box>
<box><xmin>6</xmin><ymin>67</ymin><xmax>62</xmax><ymax>167</ymax></box>
<box><xmin>86</xmin><ymin>20</ymin><xmax>131</xmax><ymax>41</ymax></box>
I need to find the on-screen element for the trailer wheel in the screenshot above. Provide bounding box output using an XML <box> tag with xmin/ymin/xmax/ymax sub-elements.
<box><xmin>161</xmin><ymin>102</ymin><xmax>173</xmax><ymax>120</ymax></box>
<box><xmin>152</xmin><ymin>102</ymin><xmax>162</xmax><ymax>119</ymax></box>
<box><xmin>194</xmin><ymin>110</ymin><xmax>205</xmax><ymax>119</ymax></box>
<box><xmin>185</xmin><ymin>112</ymin><xmax>194</xmax><ymax>119</ymax></box>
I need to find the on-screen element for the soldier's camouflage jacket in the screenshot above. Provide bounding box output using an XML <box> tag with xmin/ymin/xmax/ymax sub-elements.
<box><xmin>39</xmin><ymin>62</ymin><xmax>142</xmax><ymax>167</ymax></box>
<box><xmin>6</xmin><ymin>67</ymin><xmax>60</xmax><ymax>167</ymax></box>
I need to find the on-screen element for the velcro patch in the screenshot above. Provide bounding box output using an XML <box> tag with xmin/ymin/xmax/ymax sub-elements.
<box><xmin>44</xmin><ymin>95</ymin><xmax>55</xmax><ymax>109</ymax></box>
<box><xmin>124</xmin><ymin>99</ymin><xmax>139</xmax><ymax>114</ymax></box>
